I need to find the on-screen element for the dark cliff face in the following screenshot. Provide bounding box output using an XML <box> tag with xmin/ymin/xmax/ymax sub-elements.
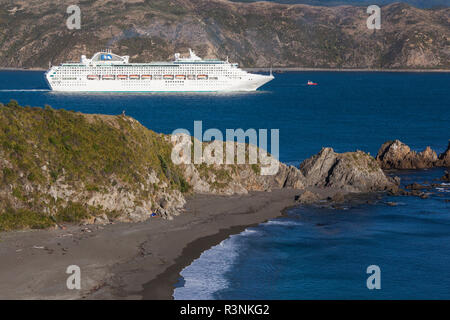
<box><xmin>0</xmin><ymin>0</ymin><xmax>448</xmax><ymax>69</ymax></box>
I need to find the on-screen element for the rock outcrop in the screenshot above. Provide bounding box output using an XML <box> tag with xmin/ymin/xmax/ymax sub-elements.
<box><xmin>437</xmin><ymin>141</ymin><xmax>450</xmax><ymax>167</ymax></box>
<box><xmin>300</xmin><ymin>147</ymin><xmax>397</xmax><ymax>193</ymax></box>
<box><xmin>442</xmin><ymin>171</ymin><xmax>450</xmax><ymax>181</ymax></box>
<box><xmin>376</xmin><ymin>140</ymin><xmax>449</xmax><ymax>169</ymax></box>
<box><xmin>295</xmin><ymin>190</ymin><xmax>321</xmax><ymax>204</ymax></box>
<box><xmin>169</xmin><ymin>136</ymin><xmax>306</xmax><ymax>195</ymax></box>
<box><xmin>184</xmin><ymin>160</ymin><xmax>306</xmax><ymax>195</ymax></box>
<box><xmin>376</xmin><ymin>140</ymin><xmax>437</xmax><ymax>169</ymax></box>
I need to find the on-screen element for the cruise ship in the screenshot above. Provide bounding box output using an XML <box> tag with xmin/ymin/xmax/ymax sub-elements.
<box><xmin>45</xmin><ymin>49</ymin><xmax>274</xmax><ymax>92</ymax></box>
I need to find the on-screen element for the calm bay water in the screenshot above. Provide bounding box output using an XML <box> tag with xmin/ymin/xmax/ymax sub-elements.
<box><xmin>1</xmin><ymin>70</ymin><xmax>449</xmax><ymax>299</ymax></box>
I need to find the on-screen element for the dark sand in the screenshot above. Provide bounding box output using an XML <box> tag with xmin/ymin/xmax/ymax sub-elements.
<box><xmin>0</xmin><ymin>189</ymin><xmax>300</xmax><ymax>299</ymax></box>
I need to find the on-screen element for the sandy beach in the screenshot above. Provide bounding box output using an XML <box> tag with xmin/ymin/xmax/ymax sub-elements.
<box><xmin>0</xmin><ymin>189</ymin><xmax>299</xmax><ymax>300</ymax></box>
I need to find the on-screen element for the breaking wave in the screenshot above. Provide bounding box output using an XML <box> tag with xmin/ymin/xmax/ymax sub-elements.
<box><xmin>173</xmin><ymin>227</ymin><xmax>259</xmax><ymax>300</ymax></box>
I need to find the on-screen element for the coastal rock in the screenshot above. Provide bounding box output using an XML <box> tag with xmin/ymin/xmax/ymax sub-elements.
<box><xmin>436</xmin><ymin>141</ymin><xmax>450</xmax><ymax>167</ymax></box>
<box><xmin>271</xmin><ymin>163</ymin><xmax>306</xmax><ymax>190</ymax></box>
<box><xmin>298</xmin><ymin>147</ymin><xmax>337</xmax><ymax>187</ymax></box>
<box><xmin>94</xmin><ymin>214</ymin><xmax>109</xmax><ymax>225</ymax></box>
<box><xmin>300</xmin><ymin>148</ymin><xmax>397</xmax><ymax>193</ymax></box>
<box><xmin>405</xmin><ymin>183</ymin><xmax>432</xmax><ymax>190</ymax></box>
<box><xmin>296</xmin><ymin>190</ymin><xmax>321</xmax><ymax>204</ymax></box>
<box><xmin>442</xmin><ymin>171</ymin><xmax>450</xmax><ymax>181</ymax></box>
<box><xmin>182</xmin><ymin>164</ymin><xmax>213</xmax><ymax>194</ymax></box>
<box><xmin>376</xmin><ymin>140</ymin><xmax>438</xmax><ymax>170</ymax></box>
<box><xmin>386</xmin><ymin>201</ymin><xmax>398</xmax><ymax>207</ymax></box>
<box><xmin>176</xmin><ymin>140</ymin><xmax>306</xmax><ymax>195</ymax></box>
<box><xmin>328</xmin><ymin>192</ymin><xmax>345</xmax><ymax>203</ymax></box>
<box><xmin>386</xmin><ymin>184</ymin><xmax>405</xmax><ymax>196</ymax></box>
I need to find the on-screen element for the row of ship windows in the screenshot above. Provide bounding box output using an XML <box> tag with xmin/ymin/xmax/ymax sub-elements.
<box><xmin>54</xmin><ymin>77</ymin><xmax>243</xmax><ymax>82</ymax></box>
<box><xmin>58</xmin><ymin>72</ymin><xmax>240</xmax><ymax>76</ymax></box>
<box><xmin>54</xmin><ymin>82</ymin><xmax>227</xmax><ymax>86</ymax></box>
<box><xmin>58</xmin><ymin>69</ymin><xmax>240</xmax><ymax>73</ymax></box>
<box><xmin>60</xmin><ymin>64</ymin><xmax>232</xmax><ymax>70</ymax></box>
<box><xmin>83</xmin><ymin>75</ymin><xmax>219</xmax><ymax>80</ymax></box>
<box><xmin>60</xmin><ymin>66</ymin><xmax>236</xmax><ymax>69</ymax></box>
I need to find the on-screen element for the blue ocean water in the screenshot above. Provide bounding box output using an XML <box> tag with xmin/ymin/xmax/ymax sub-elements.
<box><xmin>1</xmin><ymin>70</ymin><xmax>449</xmax><ymax>163</ymax></box>
<box><xmin>174</xmin><ymin>169</ymin><xmax>450</xmax><ymax>299</ymax></box>
<box><xmin>1</xmin><ymin>70</ymin><xmax>449</xmax><ymax>299</ymax></box>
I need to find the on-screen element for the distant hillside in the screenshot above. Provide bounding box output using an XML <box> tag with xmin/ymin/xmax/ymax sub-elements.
<box><xmin>232</xmin><ymin>1</ymin><xmax>449</xmax><ymax>9</ymax></box>
<box><xmin>0</xmin><ymin>0</ymin><xmax>449</xmax><ymax>69</ymax></box>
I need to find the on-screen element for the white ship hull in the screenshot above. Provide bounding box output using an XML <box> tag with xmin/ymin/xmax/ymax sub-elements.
<box><xmin>45</xmin><ymin>50</ymin><xmax>274</xmax><ymax>92</ymax></box>
<box><xmin>46</xmin><ymin>74</ymin><xmax>273</xmax><ymax>92</ymax></box>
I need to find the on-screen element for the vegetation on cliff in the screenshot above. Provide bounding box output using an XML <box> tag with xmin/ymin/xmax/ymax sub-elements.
<box><xmin>0</xmin><ymin>100</ymin><xmax>189</xmax><ymax>231</ymax></box>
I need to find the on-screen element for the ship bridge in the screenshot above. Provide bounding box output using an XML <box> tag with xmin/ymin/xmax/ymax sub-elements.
<box><xmin>81</xmin><ymin>50</ymin><xmax>129</xmax><ymax>65</ymax></box>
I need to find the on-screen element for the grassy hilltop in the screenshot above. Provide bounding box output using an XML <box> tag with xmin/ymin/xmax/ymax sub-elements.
<box><xmin>0</xmin><ymin>101</ymin><xmax>190</xmax><ymax>231</ymax></box>
<box><xmin>0</xmin><ymin>0</ymin><xmax>448</xmax><ymax>69</ymax></box>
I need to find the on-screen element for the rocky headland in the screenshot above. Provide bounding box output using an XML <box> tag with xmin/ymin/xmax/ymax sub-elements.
<box><xmin>0</xmin><ymin>101</ymin><xmax>407</xmax><ymax>232</ymax></box>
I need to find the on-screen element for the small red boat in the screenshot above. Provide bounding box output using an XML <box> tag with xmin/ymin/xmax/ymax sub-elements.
<box><xmin>307</xmin><ymin>80</ymin><xmax>318</xmax><ymax>86</ymax></box>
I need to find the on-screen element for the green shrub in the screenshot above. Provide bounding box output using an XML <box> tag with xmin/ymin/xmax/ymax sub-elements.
<box><xmin>12</xmin><ymin>187</ymin><xmax>25</xmax><ymax>200</ymax></box>
<box><xmin>6</xmin><ymin>99</ymin><xmax>19</xmax><ymax>108</ymax></box>
<box><xmin>55</xmin><ymin>202</ymin><xmax>90</xmax><ymax>223</ymax></box>
<box><xmin>0</xmin><ymin>209</ymin><xmax>54</xmax><ymax>232</ymax></box>
<box><xmin>2</xmin><ymin>168</ymin><xmax>16</xmax><ymax>184</ymax></box>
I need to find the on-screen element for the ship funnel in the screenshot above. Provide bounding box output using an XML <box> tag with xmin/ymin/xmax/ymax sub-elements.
<box><xmin>188</xmin><ymin>48</ymin><xmax>201</xmax><ymax>61</ymax></box>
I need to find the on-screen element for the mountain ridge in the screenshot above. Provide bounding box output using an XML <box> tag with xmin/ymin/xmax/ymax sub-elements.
<box><xmin>0</xmin><ymin>0</ymin><xmax>449</xmax><ymax>69</ymax></box>
<box><xmin>231</xmin><ymin>0</ymin><xmax>449</xmax><ymax>9</ymax></box>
